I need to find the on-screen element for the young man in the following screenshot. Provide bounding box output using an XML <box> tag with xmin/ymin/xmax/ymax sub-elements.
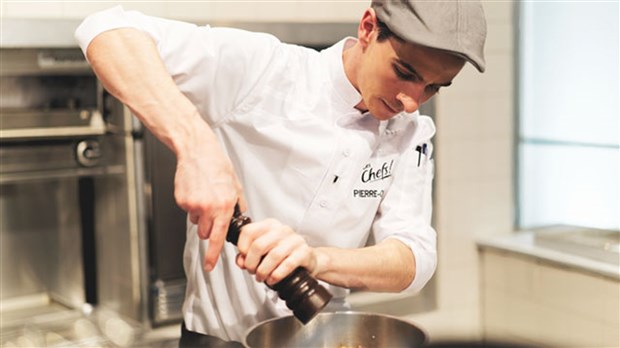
<box><xmin>76</xmin><ymin>0</ymin><xmax>486</xmax><ymax>344</ymax></box>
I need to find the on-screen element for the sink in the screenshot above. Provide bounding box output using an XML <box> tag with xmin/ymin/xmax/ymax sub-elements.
<box><xmin>532</xmin><ymin>225</ymin><xmax>620</xmax><ymax>265</ymax></box>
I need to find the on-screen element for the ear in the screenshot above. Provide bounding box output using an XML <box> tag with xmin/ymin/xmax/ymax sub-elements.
<box><xmin>358</xmin><ymin>8</ymin><xmax>378</xmax><ymax>49</ymax></box>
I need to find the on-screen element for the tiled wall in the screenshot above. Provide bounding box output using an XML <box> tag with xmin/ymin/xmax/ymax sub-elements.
<box><xmin>481</xmin><ymin>249</ymin><xmax>620</xmax><ymax>347</ymax></box>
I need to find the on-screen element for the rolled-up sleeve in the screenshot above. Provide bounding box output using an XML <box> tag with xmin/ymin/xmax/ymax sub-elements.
<box><xmin>75</xmin><ymin>6</ymin><xmax>154</xmax><ymax>56</ymax></box>
<box><xmin>371</xmin><ymin>116</ymin><xmax>437</xmax><ymax>293</ymax></box>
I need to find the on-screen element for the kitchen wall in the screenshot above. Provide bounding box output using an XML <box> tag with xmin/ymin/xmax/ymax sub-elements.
<box><xmin>0</xmin><ymin>1</ymin><xmax>368</xmax><ymax>22</ymax></box>
<box><xmin>1</xmin><ymin>0</ymin><xmax>517</xmax><ymax>342</ymax></box>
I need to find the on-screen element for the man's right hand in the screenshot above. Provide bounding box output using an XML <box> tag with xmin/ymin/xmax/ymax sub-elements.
<box><xmin>174</xmin><ymin>131</ymin><xmax>247</xmax><ymax>272</ymax></box>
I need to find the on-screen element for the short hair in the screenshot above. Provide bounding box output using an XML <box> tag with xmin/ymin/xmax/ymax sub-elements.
<box><xmin>376</xmin><ymin>18</ymin><xmax>404</xmax><ymax>42</ymax></box>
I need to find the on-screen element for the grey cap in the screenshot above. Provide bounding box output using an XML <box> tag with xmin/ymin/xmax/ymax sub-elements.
<box><xmin>371</xmin><ymin>0</ymin><xmax>487</xmax><ymax>72</ymax></box>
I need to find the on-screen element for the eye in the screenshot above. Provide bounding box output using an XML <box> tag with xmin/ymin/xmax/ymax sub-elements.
<box><xmin>393</xmin><ymin>65</ymin><xmax>416</xmax><ymax>81</ymax></box>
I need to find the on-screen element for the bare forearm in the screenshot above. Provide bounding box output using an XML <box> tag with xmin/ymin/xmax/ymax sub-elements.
<box><xmin>85</xmin><ymin>28</ymin><xmax>215</xmax><ymax>156</ymax></box>
<box><xmin>86</xmin><ymin>28</ymin><xmax>247</xmax><ymax>270</ymax></box>
<box><xmin>314</xmin><ymin>238</ymin><xmax>415</xmax><ymax>292</ymax></box>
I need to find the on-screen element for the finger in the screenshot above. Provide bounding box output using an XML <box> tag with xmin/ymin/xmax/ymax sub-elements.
<box><xmin>266</xmin><ymin>247</ymin><xmax>309</xmax><ymax>286</ymax></box>
<box><xmin>237</xmin><ymin>191</ymin><xmax>248</xmax><ymax>214</ymax></box>
<box><xmin>235</xmin><ymin>221</ymin><xmax>256</xmax><ymax>255</ymax></box>
<box><xmin>235</xmin><ymin>253</ymin><xmax>246</xmax><ymax>270</ymax></box>
<box><xmin>238</xmin><ymin>222</ymin><xmax>282</xmax><ymax>273</ymax></box>
<box><xmin>203</xmin><ymin>215</ymin><xmax>231</xmax><ymax>272</ymax></box>
<box><xmin>235</xmin><ymin>219</ymin><xmax>280</xmax><ymax>254</ymax></box>
<box><xmin>189</xmin><ymin>212</ymin><xmax>200</xmax><ymax>225</ymax></box>
<box><xmin>197</xmin><ymin>215</ymin><xmax>213</xmax><ymax>240</ymax></box>
<box><xmin>243</xmin><ymin>233</ymin><xmax>277</xmax><ymax>275</ymax></box>
<box><xmin>256</xmin><ymin>239</ymin><xmax>301</xmax><ymax>283</ymax></box>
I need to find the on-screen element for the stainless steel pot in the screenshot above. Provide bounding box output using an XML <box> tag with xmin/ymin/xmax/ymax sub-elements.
<box><xmin>244</xmin><ymin>311</ymin><xmax>427</xmax><ymax>348</ymax></box>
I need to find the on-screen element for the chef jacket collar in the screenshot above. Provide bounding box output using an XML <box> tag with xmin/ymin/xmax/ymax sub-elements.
<box><xmin>324</xmin><ymin>37</ymin><xmax>364</xmax><ymax>114</ymax></box>
<box><xmin>325</xmin><ymin>37</ymin><xmax>382</xmax><ymax>136</ymax></box>
<box><xmin>324</xmin><ymin>37</ymin><xmax>417</xmax><ymax>136</ymax></box>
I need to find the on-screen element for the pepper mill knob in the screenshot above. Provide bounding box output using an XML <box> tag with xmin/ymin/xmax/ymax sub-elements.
<box><xmin>226</xmin><ymin>205</ymin><xmax>332</xmax><ymax>324</ymax></box>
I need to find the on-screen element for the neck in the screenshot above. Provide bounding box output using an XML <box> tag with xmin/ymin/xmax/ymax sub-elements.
<box><xmin>342</xmin><ymin>41</ymin><xmax>368</xmax><ymax>112</ymax></box>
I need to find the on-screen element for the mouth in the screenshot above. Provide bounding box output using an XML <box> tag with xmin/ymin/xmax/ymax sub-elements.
<box><xmin>381</xmin><ymin>99</ymin><xmax>400</xmax><ymax>115</ymax></box>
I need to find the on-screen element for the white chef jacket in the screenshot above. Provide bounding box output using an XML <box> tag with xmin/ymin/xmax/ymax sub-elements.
<box><xmin>76</xmin><ymin>6</ymin><xmax>437</xmax><ymax>342</ymax></box>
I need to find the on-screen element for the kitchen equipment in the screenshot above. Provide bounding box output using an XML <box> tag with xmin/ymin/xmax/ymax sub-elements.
<box><xmin>0</xmin><ymin>26</ymin><xmax>144</xmax><ymax>345</ymax></box>
<box><xmin>243</xmin><ymin>311</ymin><xmax>427</xmax><ymax>348</ymax></box>
<box><xmin>227</xmin><ymin>205</ymin><xmax>333</xmax><ymax>324</ymax></box>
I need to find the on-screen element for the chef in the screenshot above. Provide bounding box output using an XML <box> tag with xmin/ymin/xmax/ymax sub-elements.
<box><xmin>76</xmin><ymin>0</ymin><xmax>487</xmax><ymax>345</ymax></box>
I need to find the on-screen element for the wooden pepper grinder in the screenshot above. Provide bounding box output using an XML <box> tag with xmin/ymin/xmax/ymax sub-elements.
<box><xmin>226</xmin><ymin>205</ymin><xmax>333</xmax><ymax>324</ymax></box>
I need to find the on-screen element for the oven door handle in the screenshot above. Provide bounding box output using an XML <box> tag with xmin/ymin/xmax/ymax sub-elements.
<box><xmin>0</xmin><ymin>125</ymin><xmax>106</xmax><ymax>141</ymax></box>
<box><xmin>0</xmin><ymin>110</ymin><xmax>107</xmax><ymax>141</ymax></box>
<box><xmin>0</xmin><ymin>166</ymin><xmax>126</xmax><ymax>184</ymax></box>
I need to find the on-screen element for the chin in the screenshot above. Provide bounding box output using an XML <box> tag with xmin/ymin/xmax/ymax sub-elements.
<box><xmin>368</xmin><ymin>107</ymin><xmax>397</xmax><ymax>120</ymax></box>
<box><xmin>370</xmin><ymin>99</ymin><xmax>399</xmax><ymax>120</ymax></box>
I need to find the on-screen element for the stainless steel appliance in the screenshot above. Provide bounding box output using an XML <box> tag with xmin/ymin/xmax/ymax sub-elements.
<box><xmin>1</xmin><ymin>20</ymin><xmax>145</xmax><ymax>345</ymax></box>
<box><xmin>0</xmin><ymin>21</ymin><xmax>193</xmax><ymax>332</ymax></box>
<box><xmin>137</xmin><ymin>120</ymin><xmax>188</xmax><ymax>325</ymax></box>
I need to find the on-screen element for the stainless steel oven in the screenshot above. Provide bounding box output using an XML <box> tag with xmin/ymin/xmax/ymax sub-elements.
<box><xmin>0</xmin><ymin>39</ymin><xmax>145</xmax><ymax>345</ymax></box>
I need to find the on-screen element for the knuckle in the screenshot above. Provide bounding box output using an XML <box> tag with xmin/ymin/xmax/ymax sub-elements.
<box><xmin>271</xmin><ymin>265</ymin><xmax>293</xmax><ymax>282</ymax></box>
<box><xmin>250</xmin><ymin>240</ymin><xmax>268</xmax><ymax>256</ymax></box>
<box><xmin>213</xmin><ymin>198</ymin><xmax>232</xmax><ymax>211</ymax></box>
<box><xmin>267</xmin><ymin>248</ymin><xmax>286</xmax><ymax>261</ymax></box>
<box><xmin>175</xmin><ymin>195</ymin><xmax>190</xmax><ymax>210</ymax></box>
<box><xmin>256</xmin><ymin>268</ymin><xmax>270</xmax><ymax>280</ymax></box>
<box><xmin>246</xmin><ymin>267</ymin><xmax>256</xmax><ymax>275</ymax></box>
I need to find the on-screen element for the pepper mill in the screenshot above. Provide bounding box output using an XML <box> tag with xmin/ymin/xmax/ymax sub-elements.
<box><xmin>227</xmin><ymin>205</ymin><xmax>333</xmax><ymax>324</ymax></box>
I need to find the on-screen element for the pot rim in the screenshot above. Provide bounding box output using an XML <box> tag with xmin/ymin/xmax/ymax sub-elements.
<box><xmin>243</xmin><ymin>310</ymin><xmax>428</xmax><ymax>348</ymax></box>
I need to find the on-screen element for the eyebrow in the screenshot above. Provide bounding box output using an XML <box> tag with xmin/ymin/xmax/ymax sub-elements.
<box><xmin>395</xmin><ymin>59</ymin><xmax>453</xmax><ymax>87</ymax></box>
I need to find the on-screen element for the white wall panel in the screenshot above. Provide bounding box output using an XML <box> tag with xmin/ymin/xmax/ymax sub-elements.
<box><xmin>520</xmin><ymin>2</ymin><xmax>619</xmax><ymax>146</ymax></box>
<box><xmin>61</xmin><ymin>1</ymin><xmax>121</xmax><ymax>19</ymax></box>
<box><xmin>116</xmin><ymin>2</ymin><xmax>166</xmax><ymax>17</ymax></box>
<box><xmin>162</xmin><ymin>2</ymin><xmax>214</xmax><ymax>23</ymax></box>
<box><xmin>0</xmin><ymin>0</ymin><xmax>366</xmax><ymax>22</ymax></box>
<box><xmin>297</xmin><ymin>1</ymin><xmax>367</xmax><ymax>22</ymax></box>
<box><xmin>520</xmin><ymin>143</ymin><xmax>619</xmax><ymax>230</ymax></box>
<box><xmin>3</xmin><ymin>0</ymin><xmax>63</xmax><ymax>18</ymax></box>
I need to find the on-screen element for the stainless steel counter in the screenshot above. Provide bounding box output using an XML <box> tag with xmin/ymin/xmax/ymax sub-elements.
<box><xmin>477</xmin><ymin>228</ymin><xmax>620</xmax><ymax>280</ymax></box>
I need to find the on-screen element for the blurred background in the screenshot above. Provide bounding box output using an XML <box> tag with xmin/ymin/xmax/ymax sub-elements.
<box><xmin>1</xmin><ymin>1</ymin><xmax>618</xmax><ymax>347</ymax></box>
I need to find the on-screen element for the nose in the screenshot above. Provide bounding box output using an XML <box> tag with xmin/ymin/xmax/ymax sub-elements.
<box><xmin>396</xmin><ymin>92</ymin><xmax>419</xmax><ymax>114</ymax></box>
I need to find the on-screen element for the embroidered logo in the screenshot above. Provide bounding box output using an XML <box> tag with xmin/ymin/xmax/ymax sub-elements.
<box><xmin>360</xmin><ymin>159</ymin><xmax>394</xmax><ymax>183</ymax></box>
